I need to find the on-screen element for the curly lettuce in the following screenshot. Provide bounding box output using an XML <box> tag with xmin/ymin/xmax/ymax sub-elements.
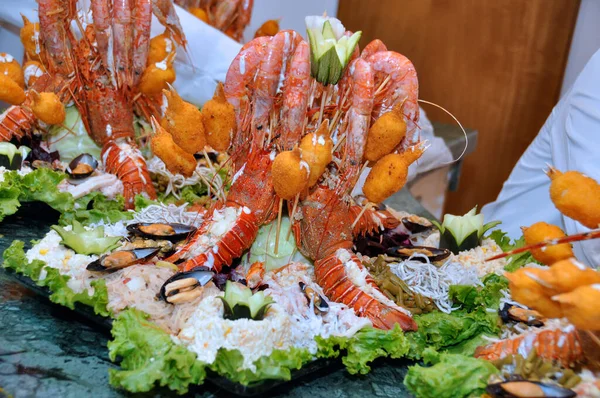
<box><xmin>58</xmin><ymin>191</ymin><xmax>132</xmax><ymax>226</ymax></box>
<box><xmin>108</xmin><ymin>309</ymin><xmax>207</xmax><ymax>394</ymax></box>
<box><xmin>2</xmin><ymin>240</ymin><xmax>110</xmax><ymax>316</ymax></box>
<box><xmin>489</xmin><ymin>229</ymin><xmax>538</xmax><ymax>272</ymax></box>
<box><xmin>407</xmin><ymin>275</ymin><xmax>507</xmax><ymax>358</ymax></box>
<box><xmin>404</xmin><ymin>347</ymin><xmax>499</xmax><ymax>398</ymax></box>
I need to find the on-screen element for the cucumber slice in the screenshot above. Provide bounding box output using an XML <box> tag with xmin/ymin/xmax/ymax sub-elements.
<box><xmin>0</xmin><ymin>142</ymin><xmax>21</xmax><ymax>170</ymax></box>
<box><xmin>322</xmin><ymin>20</ymin><xmax>337</xmax><ymax>41</ymax></box>
<box><xmin>52</xmin><ymin>221</ymin><xmax>121</xmax><ymax>255</ymax></box>
<box><xmin>220</xmin><ymin>281</ymin><xmax>274</xmax><ymax>321</ymax></box>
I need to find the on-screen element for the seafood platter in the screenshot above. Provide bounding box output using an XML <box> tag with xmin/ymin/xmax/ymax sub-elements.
<box><xmin>1</xmin><ymin>1</ymin><xmax>600</xmax><ymax>396</ymax></box>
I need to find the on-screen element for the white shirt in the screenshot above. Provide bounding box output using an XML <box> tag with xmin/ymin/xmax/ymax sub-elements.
<box><xmin>482</xmin><ymin>49</ymin><xmax>600</xmax><ymax>267</ymax></box>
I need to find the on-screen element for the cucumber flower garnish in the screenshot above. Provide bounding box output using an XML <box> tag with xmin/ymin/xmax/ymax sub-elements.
<box><xmin>432</xmin><ymin>207</ymin><xmax>500</xmax><ymax>254</ymax></box>
<box><xmin>305</xmin><ymin>15</ymin><xmax>361</xmax><ymax>85</ymax></box>
<box><xmin>219</xmin><ymin>281</ymin><xmax>274</xmax><ymax>321</ymax></box>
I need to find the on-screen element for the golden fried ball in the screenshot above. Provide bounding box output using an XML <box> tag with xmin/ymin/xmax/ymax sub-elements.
<box><xmin>201</xmin><ymin>82</ymin><xmax>235</xmax><ymax>152</ymax></box>
<box><xmin>548</xmin><ymin>168</ymin><xmax>600</xmax><ymax>229</ymax></box>
<box><xmin>299</xmin><ymin>122</ymin><xmax>333</xmax><ymax>187</ymax></box>
<box><xmin>30</xmin><ymin>91</ymin><xmax>65</xmax><ymax>124</ymax></box>
<box><xmin>139</xmin><ymin>64</ymin><xmax>176</xmax><ymax>95</ymax></box>
<box><xmin>0</xmin><ymin>75</ymin><xmax>26</xmax><ymax>105</ymax></box>
<box><xmin>364</xmin><ymin>108</ymin><xmax>406</xmax><ymax>163</ymax></box>
<box><xmin>522</xmin><ymin>222</ymin><xmax>574</xmax><ymax>265</ymax></box>
<box><xmin>271</xmin><ymin>149</ymin><xmax>309</xmax><ymax>200</ymax></box>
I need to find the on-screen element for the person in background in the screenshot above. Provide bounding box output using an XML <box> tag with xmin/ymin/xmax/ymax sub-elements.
<box><xmin>482</xmin><ymin>48</ymin><xmax>600</xmax><ymax>267</ymax></box>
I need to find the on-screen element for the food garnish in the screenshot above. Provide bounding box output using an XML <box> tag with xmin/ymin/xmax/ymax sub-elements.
<box><xmin>432</xmin><ymin>206</ymin><xmax>500</xmax><ymax>254</ymax></box>
<box><xmin>219</xmin><ymin>281</ymin><xmax>274</xmax><ymax>321</ymax></box>
<box><xmin>51</xmin><ymin>221</ymin><xmax>121</xmax><ymax>255</ymax></box>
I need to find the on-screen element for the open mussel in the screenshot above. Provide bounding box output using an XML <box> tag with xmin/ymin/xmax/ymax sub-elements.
<box><xmin>401</xmin><ymin>215</ymin><xmax>433</xmax><ymax>233</ymax></box>
<box><xmin>486</xmin><ymin>380</ymin><xmax>576</xmax><ymax>398</ymax></box>
<box><xmin>499</xmin><ymin>303</ymin><xmax>545</xmax><ymax>327</ymax></box>
<box><xmin>67</xmin><ymin>153</ymin><xmax>98</xmax><ymax>179</ymax></box>
<box><xmin>386</xmin><ymin>246</ymin><xmax>451</xmax><ymax>263</ymax></box>
<box><xmin>160</xmin><ymin>268</ymin><xmax>215</xmax><ymax>304</ymax></box>
<box><xmin>127</xmin><ymin>223</ymin><xmax>196</xmax><ymax>242</ymax></box>
<box><xmin>299</xmin><ymin>282</ymin><xmax>329</xmax><ymax>314</ymax></box>
<box><xmin>87</xmin><ymin>247</ymin><xmax>160</xmax><ymax>273</ymax></box>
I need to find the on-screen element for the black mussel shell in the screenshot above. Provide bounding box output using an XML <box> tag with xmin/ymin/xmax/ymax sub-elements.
<box><xmin>127</xmin><ymin>223</ymin><xmax>196</xmax><ymax>242</ymax></box>
<box><xmin>499</xmin><ymin>303</ymin><xmax>545</xmax><ymax>327</ymax></box>
<box><xmin>67</xmin><ymin>153</ymin><xmax>98</xmax><ymax>179</ymax></box>
<box><xmin>87</xmin><ymin>247</ymin><xmax>160</xmax><ymax>272</ymax></box>
<box><xmin>486</xmin><ymin>380</ymin><xmax>576</xmax><ymax>398</ymax></box>
<box><xmin>402</xmin><ymin>215</ymin><xmax>433</xmax><ymax>233</ymax></box>
<box><xmin>159</xmin><ymin>268</ymin><xmax>215</xmax><ymax>303</ymax></box>
<box><xmin>386</xmin><ymin>246</ymin><xmax>451</xmax><ymax>262</ymax></box>
<box><xmin>299</xmin><ymin>282</ymin><xmax>329</xmax><ymax>314</ymax></box>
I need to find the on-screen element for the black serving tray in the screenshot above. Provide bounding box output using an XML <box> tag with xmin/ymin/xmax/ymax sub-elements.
<box><xmin>2</xmin><ymin>266</ymin><xmax>341</xmax><ymax>396</ymax></box>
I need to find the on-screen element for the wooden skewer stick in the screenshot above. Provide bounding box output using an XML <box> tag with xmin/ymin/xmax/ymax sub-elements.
<box><xmin>485</xmin><ymin>228</ymin><xmax>600</xmax><ymax>262</ymax></box>
<box><xmin>374</xmin><ymin>75</ymin><xmax>391</xmax><ymax>97</ymax></box>
<box><xmin>274</xmin><ymin>197</ymin><xmax>284</xmax><ymax>255</ymax></box>
<box><xmin>351</xmin><ymin>202</ymin><xmax>374</xmax><ymax>230</ymax></box>
<box><xmin>287</xmin><ymin>193</ymin><xmax>300</xmax><ymax>240</ymax></box>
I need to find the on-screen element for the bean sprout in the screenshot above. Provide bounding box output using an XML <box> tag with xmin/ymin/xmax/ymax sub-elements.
<box><xmin>388</xmin><ymin>253</ymin><xmax>481</xmax><ymax>313</ymax></box>
<box><xmin>146</xmin><ymin>156</ymin><xmax>225</xmax><ymax>199</ymax></box>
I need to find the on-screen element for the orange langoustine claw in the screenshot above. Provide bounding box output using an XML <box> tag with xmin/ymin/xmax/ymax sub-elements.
<box><xmin>0</xmin><ymin>0</ymin><xmax>189</xmax><ymax>209</ymax></box>
<box><xmin>474</xmin><ymin>326</ymin><xmax>584</xmax><ymax>368</ymax></box>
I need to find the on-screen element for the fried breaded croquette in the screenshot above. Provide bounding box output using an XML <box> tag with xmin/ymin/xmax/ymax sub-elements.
<box><xmin>299</xmin><ymin>121</ymin><xmax>333</xmax><ymax>187</ymax></box>
<box><xmin>271</xmin><ymin>149</ymin><xmax>309</xmax><ymax>200</ymax></box>
<box><xmin>147</xmin><ymin>30</ymin><xmax>176</xmax><ymax>66</ymax></box>
<box><xmin>364</xmin><ymin>103</ymin><xmax>406</xmax><ymax>163</ymax></box>
<box><xmin>254</xmin><ymin>19</ymin><xmax>280</xmax><ymax>38</ymax></box>
<box><xmin>522</xmin><ymin>222</ymin><xmax>574</xmax><ymax>265</ymax></box>
<box><xmin>150</xmin><ymin>118</ymin><xmax>197</xmax><ymax>177</ymax></box>
<box><xmin>20</xmin><ymin>16</ymin><xmax>41</xmax><ymax>62</ymax></box>
<box><xmin>505</xmin><ymin>267</ymin><xmax>564</xmax><ymax>319</ymax></box>
<box><xmin>554</xmin><ymin>284</ymin><xmax>600</xmax><ymax>330</ymax></box>
<box><xmin>538</xmin><ymin>258</ymin><xmax>600</xmax><ymax>294</ymax></box>
<box><xmin>30</xmin><ymin>91</ymin><xmax>65</xmax><ymax>125</ymax></box>
<box><xmin>363</xmin><ymin>143</ymin><xmax>425</xmax><ymax>204</ymax></box>
<box><xmin>161</xmin><ymin>87</ymin><xmax>206</xmax><ymax>154</ymax></box>
<box><xmin>0</xmin><ymin>53</ymin><xmax>24</xmax><ymax>88</ymax></box>
<box><xmin>139</xmin><ymin>64</ymin><xmax>176</xmax><ymax>95</ymax></box>
<box><xmin>0</xmin><ymin>74</ymin><xmax>25</xmax><ymax>105</ymax></box>
<box><xmin>548</xmin><ymin>167</ymin><xmax>600</xmax><ymax>229</ymax></box>
<box><xmin>201</xmin><ymin>82</ymin><xmax>235</xmax><ymax>152</ymax></box>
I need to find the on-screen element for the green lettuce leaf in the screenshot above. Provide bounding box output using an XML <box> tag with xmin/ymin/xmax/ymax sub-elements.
<box><xmin>489</xmin><ymin>230</ymin><xmax>538</xmax><ymax>272</ymax></box>
<box><xmin>209</xmin><ymin>347</ymin><xmax>314</xmax><ymax>386</ymax></box>
<box><xmin>2</xmin><ymin>240</ymin><xmax>110</xmax><ymax>316</ymax></box>
<box><xmin>449</xmin><ymin>273</ymin><xmax>508</xmax><ymax>312</ymax></box>
<box><xmin>316</xmin><ymin>325</ymin><xmax>409</xmax><ymax>374</ymax></box>
<box><xmin>0</xmin><ymin>180</ymin><xmax>21</xmax><ymax>222</ymax></box>
<box><xmin>108</xmin><ymin>308</ymin><xmax>207</xmax><ymax>394</ymax></box>
<box><xmin>404</xmin><ymin>347</ymin><xmax>499</xmax><ymax>398</ymax></box>
<box><xmin>59</xmin><ymin>192</ymin><xmax>132</xmax><ymax>226</ymax></box>
<box><xmin>18</xmin><ymin>168</ymin><xmax>74</xmax><ymax>213</ymax></box>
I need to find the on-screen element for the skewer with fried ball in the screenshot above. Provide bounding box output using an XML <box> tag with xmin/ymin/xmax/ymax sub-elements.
<box><xmin>161</xmin><ymin>86</ymin><xmax>207</xmax><ymax>154</ymax></box>
<box><xmin>548</xmin><ymin>167</ymin><xmax>600</xmax><ymax>229</ymax></box>
<box><xmin>522</xmin><ymin>222</ymin><xmax>574</xmax><ymax>265</ymax></box>
<box><xmin>538</xmin><ymin>258</ymin><xmax>600</xmax><ymax>294</ymax></box>
<box><xmin>201</xmin><ymin>82</ymin><xmax>235</xmax><ymax>152</ymax></box>
<box><xmin>554</xmin><ymin>284</ymin><xmax>600</xmax><ymax>330</ymax></box>
<box><xmin>504</xmin><ymin>267</ymin><xmax>564</xmax><ymax>319</ymax></box>
<box><xmin>139</xmin><ymin>63</ymin><xmax>176</xmax><ymax>95</ymax></box>
<box><xmin>362</xmin><ymin>142</ymin><xmax>426</xmax><ymax>204</ymax></box>
<box><xmin>150</xmin><ymin>117</ymin><xmax>197</xmax><ymax>178</ymax></box>
<box><xmin>147</xmin><ymin>30</ymin><xmax>176</xmax><ymax>66</ymax></box>
<box><xmin>299</xmin><ymin>120</ymin><xmax>333</xmax><ymax>187</ymax></box>
<box><xmin>20</xmin><ymin>16</ymin><xmax>42</xmax><ymax>62</ymax></box>
<box><xmin>363</xmin><ymin>102</ymin><xmax>406</xmax><ymax>163</ymax></box>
